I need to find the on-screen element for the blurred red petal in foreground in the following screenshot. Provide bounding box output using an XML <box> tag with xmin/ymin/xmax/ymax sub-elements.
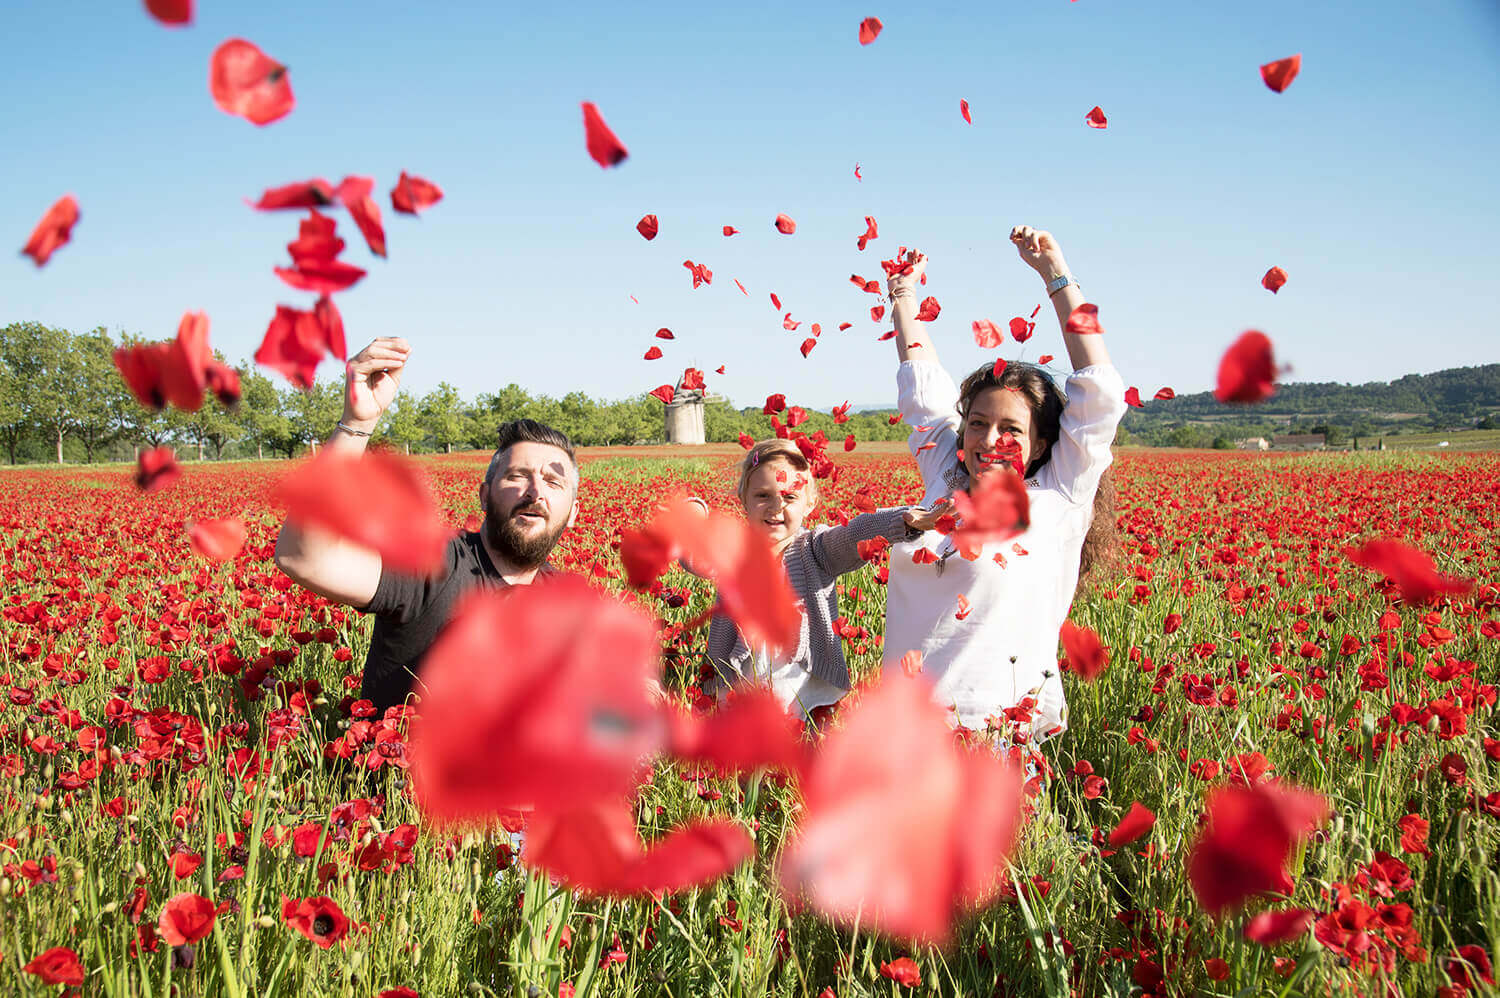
<box><xmin>778</xmin><ymin>677</ymin><xmax>1024</xmax><ymax>944</ymax></box>
<box><xmin>951</xmin><ymin>468</ymin><xmax>1030</xmax><ymax>559</ymax></box>
<box><xmin>620</xmin><ymin>498</ymin><xmax>802</xmax><ymax>654</ymax></box>
<box><xmin>582</xmin><ymin>102</ymin><xmax>628</xmax><ymax>167</ymax></box>
<box><xmin>526</xmin><ymin>799</ymin><xmax>752</xmax><ymax>897</ymax></box>
<box><xmin>189</xmin><ymin>518</ymin><xmax>246</xmax><ymax>561</ymax></box>
<box><xmin>1260</xmin><ymin>54</ymin><xmax>1302</xmax><ymax>93</ymax></box>
<box><xmin>144</xmin><ymin>0</ymin><xmax>192</xmax><ymax>26</ymax></box>
<box><xmin>409</xmin><ymin>578</ymin><xmax>665</xmax><ymax>823</ymax></box>
<box><xmin>858</xmin><ymin>17</ymin><xmax>883</xmax><ymax>44</ymax></box>
<box><xmin>274</xmin><ymin>449</ymin><xmax>447</xmax><ymax>575</ymax></box>
<box><xmin>1343</xmin><ymin>538</ymin><xmax>1474</xmax><ymax>605</ymax></box>
<box><xmin>136</xmin><ymin>447</ymin><xmax>181</xmax><ymax>493</ymax></box>
<box><xmin>1108</xmin><ymin>801</ymin><xmax>1155</xmax><ymax>847</ymax></box>
<box><xmin>1060</xmin><ymin>620</ymin><xmax>1109</xmax><ymax>681</ymax></box>
<box><xmin>1243</xmin><ymin>908</ymin><xmax>1314</xmax><ymax>946</ymax></box>
<box><xmin>1214</xmin><ymin>330</ymin><xmax>1276</xmax><ymax>404</ymax></box>
<box><xmin>209</xmin><ymin>39</ymin><xmax>294</xmax><ymax>125</ymax></box>
<box><xmin>1186</xmin><ymin>781</ymin><xmax>1328</xmax><ymax>917</ymax></box>
<box><xmin>1262</xmin><ymin>266</ymin><xmax>1287</xmax><ymax>293</ymax></box>
<box><xmin>22</xmin><ymin>195</ymin><xmax>79</xmax><ymax>267</ymax></box>
<box><xmin>667</xmin><ymin>687</ymin><xmax>809</xmax><ymax>777</ymax></box>
<box><xmin>335</xmin><ymin>176</ymin><xmax>387</xmax><ymax>258</ymax></box>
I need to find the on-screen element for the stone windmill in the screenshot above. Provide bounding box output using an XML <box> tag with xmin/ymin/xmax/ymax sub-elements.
<box><xmin>663</xmin><ymin>376</ymin><xmax>723</xmax><ymax>445</ymax></box>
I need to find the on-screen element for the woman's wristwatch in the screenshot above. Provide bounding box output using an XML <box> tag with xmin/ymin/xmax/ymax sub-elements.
<box><xmin>1046</xmin><ymin>273</ymin><xmax>1081</xmax><ymax>298</ymax></box>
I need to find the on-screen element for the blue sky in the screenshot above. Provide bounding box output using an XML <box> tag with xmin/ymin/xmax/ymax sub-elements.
<box><xmin>5</xmin><ymin>0</ymin><xmax>1498</xmax><ymax>410</ymax></box>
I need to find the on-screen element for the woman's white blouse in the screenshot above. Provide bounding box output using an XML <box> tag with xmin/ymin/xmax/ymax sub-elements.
<box><xmin>883</xmin><ymin>359</ymin><xmax>1127</xmax><ymax>741</ymax></box>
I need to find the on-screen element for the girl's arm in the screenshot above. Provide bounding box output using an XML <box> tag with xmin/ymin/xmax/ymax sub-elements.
<box><xmin>1010</xmin><ymin>226</ymin><xmax>1112</xmax><ymax>372</ymax></box>
<box><xmin>887</xmin><ymin>252</ymin><xmax>938</xmax><ymax>367</ymax></box>
<box><xmin>807</xmin><ymin>501</ymin><xmax>955</xmax><ymax>578</ymax></box>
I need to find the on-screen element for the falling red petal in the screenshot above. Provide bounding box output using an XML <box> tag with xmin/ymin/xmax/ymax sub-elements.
<box><xmin>1085</xmin><ymin>106</ymin><xmax>1108</xmax><ymax>129</ymax></box>
<box><xmin>390</xmin><ymin>171</ymin><xmax>444</xmax><ymax>215</ymax></box>
<box><xmin>1260</xmin><ymin>54</ymin><xmax>1302</xmax><ymax>93</ymax></box>
<box><xmin>251</xmin><ymin>179</ymin><xmax>335</xmax><ymax>211</ymax></box>
<box><xmin>800</xmin><ymin>338</ymin><xmax>817</xmax><ymax>358</ymax></box>
<box><xmin>1214</xmin><ymin>330</ymin><xmax>1276</xmax><ymax>404</ymax></box>
<box><xmin>774</xmin><ymin>214</ymin><xmax>797</xmax><ymax>235</ymax></box>
<box><xmin>581</xmin><ymin>101</ymin><xmax>628</xmax><ymax>167</ymax></box>
<box><xmin>21</xmin><ymin>195</ymin><xmax>79</xmax><ymax>267</ymax></box>
<box><xmin>951</xmin><ymin>470</ymin><xmax>1029</xmax><ymax>559</ymax></box>
<box><xmin>644</xmin><ymin>346</ymin><xmax>663</xmax><ymax>360</ymax></box>
<box><xmin>1124</xmin><ymin>387</ymin><xmax>1143</xmax><ymax>408</ymax></box>
<box><xmin>1262</xmin><ymin>266</ymin><xmax>1288</xmax><ymax>293</ymax></box>
<box><xmin>857</xmin><ymin>17</ymin><xmax>883</xmax><ymax>45</ymax></box>
<box><xmin>1343</xmin><ymin>538</ymin><xmax>1474</xmax><ymax>605</ymax></box>
<box><xmin>648</xmin><ymin>385</ymin><xmax>675</xmax><ymax>405</ymax></box>
<box><xmin>972</xmin><ymin>320</ymin><xmax>1003</xmax><ymax>349</ymax></box>
<box><xmin>144</xmin><ymin>0</ymin><xmax>192</xmax><ymax>25</ymax></box>
<box><xmin>636</xmin><ymin>214</ymin><xmax>659</xmax><ymax>240</ymax></box>
<box><xmin>1065</xmin><ymin>304</ymin><xmax>1103</xmax><ymax>335</ymax></box>
<box><xmin>960</xmin><ymin>99</ymin><xmax>971</xmax><ymax>124</ymax></box>
<box><xmin>189</xmin><ymin>518</ymin><xmax>246</xmax><ymax>561</ymax></box>
<box><xmin>1153</xmin><ymin>387</ymin><xmax>1175</xmax><ymax>400</ymax></box>
<box><xmin>135</xmin><ymin>446</ymin><xmax>181</xmax><ymax>493</ymax></box>
<box><xmin>209</xmin><ymin>39</ymin><xmax>295</xmax><ymax>126</ymax></box>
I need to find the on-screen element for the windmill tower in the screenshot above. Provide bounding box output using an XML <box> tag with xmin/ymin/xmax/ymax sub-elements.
<box><xmin>663</xmin><ymin>377</ymin><xmax>723</xmax><ymax>445</ymax></box>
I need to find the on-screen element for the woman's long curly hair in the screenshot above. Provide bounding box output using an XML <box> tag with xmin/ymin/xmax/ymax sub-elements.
<box><xmin>955</xmin><ymin>361</ymin><xmax>1120</xmax><ymax>586</ymax></box>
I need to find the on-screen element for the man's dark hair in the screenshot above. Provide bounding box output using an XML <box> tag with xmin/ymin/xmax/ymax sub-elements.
<box><xmin>487</xmin><ymin>419</ymin><xmax>577</xmax><ymax>483</ymax></box>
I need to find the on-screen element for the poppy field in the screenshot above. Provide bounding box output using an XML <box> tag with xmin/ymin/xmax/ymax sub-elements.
<box><xmin>2</xmin><ymin>445</ymin><xmax>1496</xmax><ymax>997</ymax></box>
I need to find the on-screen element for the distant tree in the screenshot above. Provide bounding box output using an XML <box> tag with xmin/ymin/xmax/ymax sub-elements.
<box><xmin>6</xmin><ymin>322</ymin><xmax>84</xmax><ymax>463</ymax></box>
<box><xmin>285</xmin><ymin>380</ymin><xmax>343</xmax><ymax>455</ymax></box>
<box><xmin>236</xmin><ymin>368</ymin><xmax>293</xmax><ymax>460</ymax></box>
<box><xmin>1478</xmin><ymin>415</ymin><xmax>1496</xmax><ymax>430</ymax></box>
<box><xmin>382</xmin><ymin>390</ymin><xmax>426</xmax><ymax>455</ymax></box>
<box><xmin>74</xmin><ymin>327</ymin><xmax>128</xmax><ymax>463</ymax></box>
<box><xmin>0</xmin><ymin>325</ymin><xmax>29</xmax><ymax>464</ymax></box>
<box><xmin>420</xmin><ymin>382</ymin><xmax>467</xmax><ymax>453</ymax></box>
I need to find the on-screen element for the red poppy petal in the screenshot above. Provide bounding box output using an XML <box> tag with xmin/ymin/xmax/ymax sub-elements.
<box><xmin>135</xmin><ymin>446</ymin><xmax>181</xmax><ymax>493</ymax></box>
<box><xmin>644</xmin><ymin>346</ymin><xmax>663</xmax><ymax>360</ymax></box>
<box><xmin>21</xmin><ymin>195</ymin><xmax>79</xmax><ymax>267</ymax></box>
<box><xmin>1243</xmin><ymin>909</ymin><xmax>1314</xmax><ymax>946</ymax></box>
<box><xmin>251</xmin><ymin>179</ymin><xmax>335</xmax><ymax>211</ymax></box>
<box><xmin>144</xmin><ymin>0</ymin><xmax>193</xmax><ymax>24</ymax></box>
<box><xmin>858</xmin><ymin>17</ymin><xmax>883</xmax><ymax>45</ymax></box>
<box><xmin>188</xmin><ymin>518</ymin><xmax>246</xmax><ymax>561</ymax></box>
<box><xmin>1343</xmin><ymin>538</ymin><xmax>1474</xmax><ymax>604</ymax></box>
<box><xmin>1065</xmin><ymin>303</ymin><xmax>1103</xmax><ymax>335</ymax></box>
<box><xmin>274</xmin><ymin>259</ymin><xmax>367</xmax><ymax>295</ymax></box>
<box><xmin>667</xmin><ymin>688</ymin><xmax>808</xmax><ymax>776</ymax></box>
<box><xmin>1108</xmin><ymin>801</ymin><xmax>1156</xmax><ymax>847</ymax></box>
<box><xmin>1059</xmin><ymin>620</ymin><xmax>1109</xmax><ymax>681</ymax></box>
<box><xmin>1124</xmin><ymin>387</ymin><xmax>1143</xmax><ymax>408</ymax></box>
<box><xmin>335</xmin><ymin>177</ymin><xmax>386</xmax><ymax>258</ymax></box>
<box><xmin>648</xmin><ymin>384</ymin><xmax>675</xmax><ymax>405</ymax></box>
<box><xmin>951</xmin><ymin>468</ymin><xmax>1030</xmax><ymax>558</ymax></box>
<box><xmin>389</xmin><ymin>171</ymin><xmax>443</xmax><ymax>215</ymax></box>
<box><xmin>209</xmin><ymin>39</ymin><xmax>294</xmax><ymax>126</ymax></box>
<box><xmin>581</xmin><ymin>101</ymin><xmax>628</xmax><ymax>168</ymax></box>
<box><xmin>1262</xmin><ymin>266</ymin><xmax>1287</xmax><ymax>293</ymax></box>
<box><xmin>1153</xmin><ymin>387</ymin><xmax>1175</xmax><ymax>400</ymax></box>
<box><xmin>972</xmin><ymin>319</ymin><xmax>1002</xmax><ymax>348</ymax></box>
<box><xmin>1214</xmin><ymin>330</ymin><xmax>1276</xmax><ymax>404</ymax></box>
<box><xmin>960</xmin><ymin>99</ymin><xmax>971</xmax><ymax>124</ymax></box>
<box><xmin>636</xmin><ymin>214</ymin><xmax>659</xmax><ymax>240</ymax></box>
<box><xmin>1260</xmin><ymin>54</ymin><xmax>1302</xmax><ymax>93</ymax></box>
<box><xmin>800</xmin><ymin>338</ymin><xmax>817</xmax><ymax>357</ymax></box>
<box><xmin>774</xmin><ymin>213</ymin><xmax>797</xmax><ymax>235</ymax></box>
<box><xmin>722</xmin><ymin>225</ymin><xmax>739</xmax><ymax>236</ymax></box>
<box><xmin>1085</xmin><ymin>106</ymin><xmax>1108</xmax><ymax>129</ymax></box>
<box><xmin>915</xmin><ymin>296</ymin><xmax>941</xmax><ymax>322</ymax></box>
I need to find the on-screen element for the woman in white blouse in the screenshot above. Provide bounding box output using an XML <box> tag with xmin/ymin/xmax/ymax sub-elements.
<box><xmin>882</xmin><ymin>226</ymin><xmax>1127</xmax><ymax>745</ymax></box>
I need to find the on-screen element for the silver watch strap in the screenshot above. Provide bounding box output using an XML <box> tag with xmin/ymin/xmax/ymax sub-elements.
<box><xmin>1045</xmin><ymin>274</ymin><xmax>1078</xmax><ymax>297</ymax></box>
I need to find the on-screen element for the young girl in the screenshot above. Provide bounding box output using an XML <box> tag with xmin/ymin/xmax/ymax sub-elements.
<box><xmin>688</xmin><ymin>439</ymin><xmax>951</xmax><ymax>720</ymax></box>
<box><xmin>882</xmin><ymin>226</ymin><xmax>1127</xmax><ymax>745</ymax></box>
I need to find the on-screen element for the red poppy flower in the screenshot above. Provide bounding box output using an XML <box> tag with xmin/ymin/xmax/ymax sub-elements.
<box><xmin>1397</xmin><ymin>813</ymin><xmax>1429</xmax><ymax>855</ymax></box>
<box><xmin>649</xmin><ymin>385</ymin><xmax>675</xmax><ymax>404</ymax></box>
<box><xmin>858</xmin><ymin>17</ymin><xmax>883</xmax><ymax>45</ymax></box>
<box><xmin>1108</xmin><ymin>802</ymin><xmax>1155</xmax><ymax>847</ymax></box>
<box><xmin>276</xmin><ymin>449</ymin><xmax>447</xmax><ymax>574</ymax></box>
<box><xmin>281</xmin><ymin>895</ymin><xmax>349</xmax><ymax>948</ymax></box>
<box><xmin>915</xmin><ymin>296</ymin><xmax>941</xmax><ymax>322</ymax></box>
<box><xmin>1260</xmin><ymin>54</ymin><xmax>1302</xmax><ymax>93</ymax></box>
<box><xmin>390</xmin><ymin>171</ymin><xmax>443</xmax><ymax>215</ymax></box>
<box><xmin>189</xmin><ymin>518</ymin><xmax>246</xmax><ymax>561</ymax></box>
<box><xmin>1262</xmin><ymin>266</ymin><xmax>1287</xmax><ymax>293</ymax></box>
<box><xmin>145</xmin><ymin>0</ymin><xmax>192</xmax><ymax>25</ymax></box>
<box><xmin>1085</xmin><ymin>106</ymin><xmax>1108</xmax><ymax>128</ymax></box>
<box><xmin>1446</xmin><ymin>945</ymin><xmax>1495</xmax><ymax>990</ymax></box>
<box><xmin>1214</xmin><ymin>330</ymin><xmax>1276</xmax><ymax>404</ymax></box>
<box><xmin>950</xmin><ymin>468</ymin><xmax>1030</xmax><ymax>559</ymax></box>
<box><xmin>1343</xmin><ymin>538</ymin><xmax>1473</xmax><ymax>605</ymax></box>
<box><xmin>136</xmin><ymin>446</ymin><xmax>180</xmax><ymax>493</ymax></box>
<box><xmin>879</xmin><ymin>957</ymin><xmax>921</xmax><ymax>986</ymax></box>
<box><xmin>1186</xmin><ymin>781</ymin><xmax>1328</xmax><ymax>917</ymax></box>
<box><xmin>22</xmin><ymin>195</ymin><xmax>80</xmax><ymax>267</ymax></box>
<box><xmin>1065</xmin><ymin>303</ymin><xmax>1103</xmax><ymax>335</ymax></box>
<box><xmin>158</xmin><ymin>892</ymin><xmax>217</xmax><ymax>946</ymax></box>
<box><xmin>971</xmin><ymin>320</ymin><xmax>1003</xmax><ymax>349</ymax></box>
<box><xmin>170</xmin><ymin>852</ymin><xmax>203</xmax><ymax>880</ymax></box>
<box><xmin>960</xmin><ymin>99</ymin><xmax>972</xmax><ymax>124</ymax></box>
<box><xmin>779</xmin><ymin>677</ymin><xmax>1024</xmax><ymax>944</ymax></box>
<box><xmin>1060</xmin><ymin>620</ymin><xmax>1109</xmax><ymax>681</ymax></box>
<box><xmin>636</xmin><ymin>214</ymin><xmax>659</xmax><ymax>240</ymax></box>
<box><xmin>23</xmin><ymin>947</ymin><xmax>85</xmax><ymax>986</ymax></box>
<box><xmin>1243</xmin><ymin>908</ymin><xmax>1314</xmax><ymax>945</ymax></box>
<box><xmin>114</xmin><ymin>311</ymin><xmax>220</xmax><ymax>413</ymax></box>
<box><xmin>774</xmin><ymin>213</ymin><xmax>797</xmax><ymax>235</ymax></box>
<box><xmin>581</xmin><ymin>102</ymin><xmax>628</xmax><ymax>167</ymax></box>
<box><xmin>335</xmin><ymin>176</ymin><xmax>386</xmax><ymax>258</ymax></box>
<box><xmin>525</xmin><ymin>798</ymin><xmax>752</xmax><ymax>897</ymax></box>
<box><xmin>409</xmin><ymin>578</ymin><xmax>665</xmax><ymax>823</ymax></box>
<box><xmin>209</xmin><ymin>39</ymin><xmax>294</xmax><ymax>126</ymax></box>
<box><xmin>644</xmin><ymin>346</ymin><xmax>663</xmax><ymax>360</ymax></box>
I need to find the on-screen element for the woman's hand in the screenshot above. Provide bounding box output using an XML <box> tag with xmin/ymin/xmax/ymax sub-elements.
<box><xmin>1010</xmin><ymin>226</ymin><xmax>1068</xmax><ymax>281</ymax></box>
<box><xmin>342</xmin><ymin>337</ymin><xmax>410</xmax><ymax>431</ymax></box>
<box><xmin>903</xmin><ymin>497</ymin><xmax>956</xmax><ymax>532</ymax></box>
<box><xmin>885</xmin><ymin>250</ymin><xmax>928</xmax><ymax>299</ymax></box>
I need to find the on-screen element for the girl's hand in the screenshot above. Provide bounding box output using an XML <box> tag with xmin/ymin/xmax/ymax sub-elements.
<box><xmin>903</xmin><ymin>497</ymin><xmax>955</xmax><ymax>532</ymax></box>
<box><xmin>1010</xmin><ymin>226</ymin><xmax>1068</xmax><ymax>280</ymax></box>
<box><xmin>886</xmin><ymin>250</ymin><xmax>928</xmax><ymax>299</ymax></box>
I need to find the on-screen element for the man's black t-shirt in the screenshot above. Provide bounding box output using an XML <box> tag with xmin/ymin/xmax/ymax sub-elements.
<box><xmin>358</xmin><ymin>531</ymin><xmax>508</xmax><ymax>713</ymax></box>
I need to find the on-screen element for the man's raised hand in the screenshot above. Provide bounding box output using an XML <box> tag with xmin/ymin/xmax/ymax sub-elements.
<box><xmin>344</xmin><ymin>337</ymin><xmax>410</xmax><ymax>431</ymax></box>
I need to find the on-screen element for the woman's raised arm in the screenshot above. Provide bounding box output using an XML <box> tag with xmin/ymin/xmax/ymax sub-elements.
<box><xmin>1010</xmin><ymin>226</ymin><xmax>1112</xmax><ymax>372</ymax></box>
<box><xmin>886</xmin><ymin>251</ymin><xmax>940</xmax><ymax>367</ymax></box>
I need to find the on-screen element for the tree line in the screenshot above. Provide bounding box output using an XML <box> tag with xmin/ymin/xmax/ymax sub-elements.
<box><xmin>0</xmin><ymin>322</ymin><xmax>911</xmax><ymax>465</ymax></box>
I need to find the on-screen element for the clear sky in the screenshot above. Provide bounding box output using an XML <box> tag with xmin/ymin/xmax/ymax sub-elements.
<box><xmin>5</xmin><ymin>0</ymin><xmax>1499</xmax><ymax>411</ymax></box>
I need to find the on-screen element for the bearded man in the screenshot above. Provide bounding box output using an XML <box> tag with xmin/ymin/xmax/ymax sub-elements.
<box><xmin>273</xmin><ymin>337</ymin><xmax>579</xmax><ymax>713</ymax></box>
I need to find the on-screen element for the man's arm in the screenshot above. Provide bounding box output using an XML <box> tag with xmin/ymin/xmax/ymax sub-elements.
<box><xmin>273</xmin><ymin>337</ymin><xmax>410</xmax><ymax>608</ymax></box>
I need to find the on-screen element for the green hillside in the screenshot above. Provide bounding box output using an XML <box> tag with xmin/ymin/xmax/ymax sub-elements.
<box><xmin>1121</xmin><ymin>363</ymin><xmax>1500</xmax><ymax>448</ymax></box>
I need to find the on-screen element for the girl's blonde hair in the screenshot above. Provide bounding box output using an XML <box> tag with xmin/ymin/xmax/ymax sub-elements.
<box><xmin>735</xmin><ymin>439</ymin><xmax>819</xmax><ymax>506</ymax></box>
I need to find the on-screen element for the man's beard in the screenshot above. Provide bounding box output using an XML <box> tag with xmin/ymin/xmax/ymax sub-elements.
<box><xmin>483</xmin><ymin>498</ymin><xmax>566</xmax><ymax>569</ymax></box>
